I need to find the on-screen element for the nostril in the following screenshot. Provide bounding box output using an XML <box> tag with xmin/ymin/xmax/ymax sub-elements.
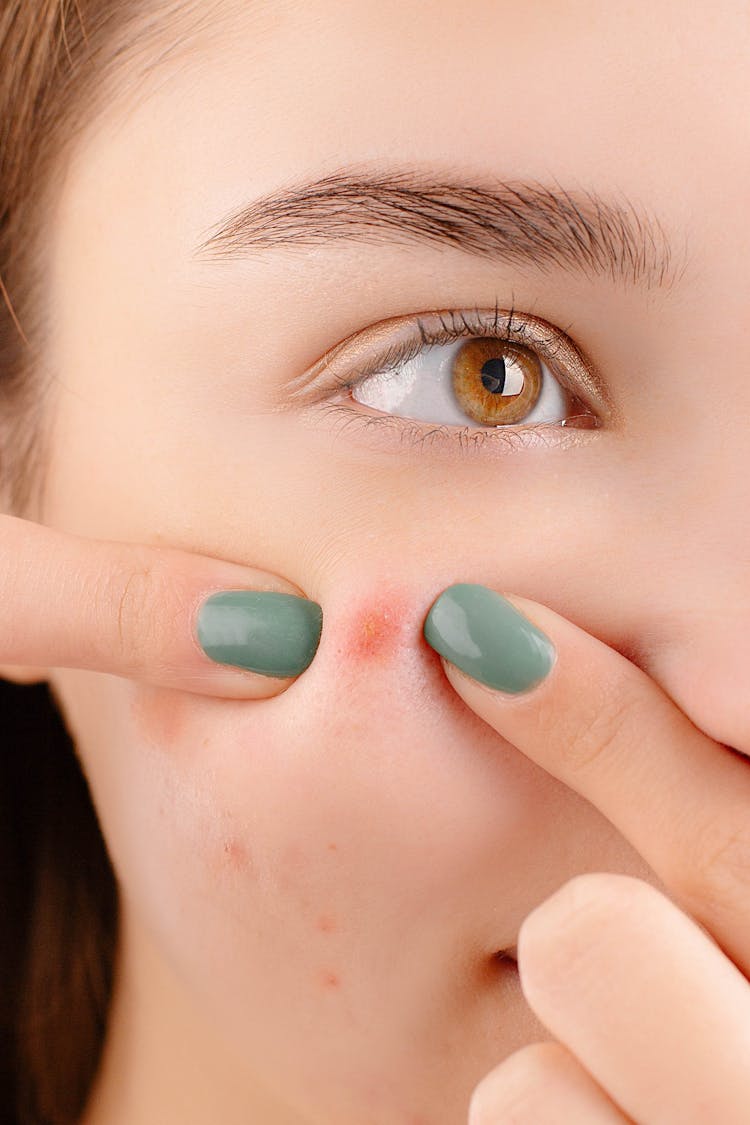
<box><xmin>494</xmin><ymin>945</ymin><xmax>517</xmax><ymax>963</ymax></box>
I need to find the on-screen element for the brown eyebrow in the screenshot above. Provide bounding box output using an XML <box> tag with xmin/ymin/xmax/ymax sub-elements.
<box><xmin>191</xmin><ymin>165</ymin><xmax>688</xmax><ymax>293</ymax></box>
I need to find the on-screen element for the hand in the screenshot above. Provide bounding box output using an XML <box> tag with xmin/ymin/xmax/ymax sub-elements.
<box><xmin>0</xmin><ymin>513</ymin><xmax>322</xmax><ymax>698</ymax></box>
<box><xmin>423</xmin><ymin>582</ymin><xmax>750</xmax><ymax>1124</ymax></box>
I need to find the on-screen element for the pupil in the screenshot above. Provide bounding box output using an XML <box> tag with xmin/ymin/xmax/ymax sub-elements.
<box><xmin>480</xmin><ymin>357</ymin><xmax>506</xmax><ymax>394</ymax></box>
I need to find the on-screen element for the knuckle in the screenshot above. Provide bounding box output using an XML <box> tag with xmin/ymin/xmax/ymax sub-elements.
<box><xmin>671</xmin><ymin>815</ymin><xmax>750</xmax><ymax>918</ymax></box>
<box><xmin>554</xmin><ymin>677</ymin><xmax>642</xmax><ymax>775</ymax></box>
<box><xmin>103</xmin><ymin>548</ymin><xmax>171</xmax><ymax>671</ymax></box>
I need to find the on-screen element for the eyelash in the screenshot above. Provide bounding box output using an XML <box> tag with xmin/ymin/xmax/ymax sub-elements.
<box><xmin>314</xmin><ymin>300</ymin><xmax>601</xmax><ymax>455</ymax></box>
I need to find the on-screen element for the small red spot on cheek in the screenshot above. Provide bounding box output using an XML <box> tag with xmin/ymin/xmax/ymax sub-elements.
<box><xmin>316</xmin><ymin>914</ymin><xmax>338</xmax><ymax>933</ymax></box>
<box><xmin>204</xmin><ymin>834</ymin><xmax>255</xmax><ymax>882</ymax></box>
<box><xmin>222</xmin><ymin>837</ymin><xmax>251</xmax><ymax>873</ymax></box>
<box><xmin>130</xmin><ymin>684</ymin><xmax>188</xmax><ymax>748</ymax></box>
<box><xmin>338</xmin><ymin>587</ymin><xmax>411</xmax><ymax>664</ymax></box>
<box><xmin>319</xmin><ymin>969</ymin><xmax>341</xmax><ymax>989</ymax></box>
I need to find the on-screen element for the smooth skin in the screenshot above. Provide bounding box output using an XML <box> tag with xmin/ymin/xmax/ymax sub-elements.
<box><xmin>1</xmin><ymin>1</ymin><xmax>748</xmax><ymax>1122</ymax></box>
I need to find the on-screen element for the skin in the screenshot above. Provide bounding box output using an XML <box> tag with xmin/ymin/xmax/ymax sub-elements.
<box><xmin>1</xmin><ymin>0</ymin><xmax>748</xmax><ymax>1121</ymax></box>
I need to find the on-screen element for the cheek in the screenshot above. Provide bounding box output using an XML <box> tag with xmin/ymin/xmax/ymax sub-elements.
<box><xmin>52</xmin><ymin>651</ymin><xmax>551</xmax><ymax>1104</ymax></box>
<box><xmin>129</xmin><ymin>682</ymin><xmax>190</xmax><ymax>749</ymax></box>
<box><xmin>104</xmin><ymin>684</ymin><xmax>348</xmax><ymax>1036</ymax></box>
<box><xmin>124</xmin><ymin>680</ymin><xmax>348</xmax><ymax>931</ymax></box>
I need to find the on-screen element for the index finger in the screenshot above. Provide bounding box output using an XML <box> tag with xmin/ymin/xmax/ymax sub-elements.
<box><xmin>0</xmin><ymin>514</ymin><xmax>322</xmax><ymax>699</ymax></box>
<box><xmin>423</xmin><ymin>582</ymin><xmax>750</xmax><ymax>976</ymax></box>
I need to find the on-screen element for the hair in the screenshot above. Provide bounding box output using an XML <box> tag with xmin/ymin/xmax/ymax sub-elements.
<box><xmin>0</xmin><ymin>2</ymin><xmax>228</xmax><ymax>1120</ymax></box>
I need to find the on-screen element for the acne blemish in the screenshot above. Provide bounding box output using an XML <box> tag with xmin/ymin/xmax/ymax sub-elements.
<box><xmin>221</xmin><ymin>837</ymin><xmax>251</xmax><ymax>873</ymax></box>
<box><xmin>316</xmin><ymin>914</ymin><xmax>337</xmax><ymax>933</ymax></box>
<box><xmin>338</xmin><ymin>587</ymin><xmax>411</xmax><ymax>664</ymax></box>
<box><xmin>319</xmin><ymin>969</ymin><xmax>341</xmax><ymax>989</ymax></box>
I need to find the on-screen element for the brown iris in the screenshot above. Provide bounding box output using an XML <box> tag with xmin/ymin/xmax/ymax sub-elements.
<box><xmin>452</xmin><ymin>338</ymin><xmax>543</xmax><ymax>425</ymax></box>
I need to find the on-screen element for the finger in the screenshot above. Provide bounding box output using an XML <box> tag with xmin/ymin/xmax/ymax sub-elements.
<box><xmin>517</xmin><ymin>874</ymin><xmax>750</xmax><ymax>1125</ymax></box>
<box><xmin>422</xmin><ymin>583</ymin><xmax>750</xmax><ymax>975</ymax></box>
<box><xmin>0</xmin><ymin>514</ymin><xmax>322</xmax><ymax>698</ymax></box>
<box><xmin>468</xmin><ymin>1041</ymin><xmax>632</xmax><ymax>1124</ymax></box>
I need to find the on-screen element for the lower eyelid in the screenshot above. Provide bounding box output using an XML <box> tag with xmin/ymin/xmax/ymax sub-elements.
<box><xmin>314</xmin><ymin>400</ymin><xmax>600</xmax><ymax>457</ymax></box>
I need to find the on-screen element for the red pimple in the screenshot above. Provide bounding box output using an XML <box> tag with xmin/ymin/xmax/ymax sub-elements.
<box><xmin>316</xmin><ymin>914</ymin><xmax>338</xmax><ymax>933</ymax></box>
<box><xmin>222</xmin><ymin>837</ymin><xmax>251</xmax><ymax>873</ymax></box>
<box><xmin>320</xmin><ymin>969</ymin><xmax>341</xmax><ymax>989</ymax></box>
<box><xmin>338</xmin><ymin>588</ymin><xmax>411</xmax><ymax>664</ymax></box>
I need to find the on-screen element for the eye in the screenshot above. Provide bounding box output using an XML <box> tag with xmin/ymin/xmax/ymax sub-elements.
<box><xmin>353</xmin><ymin>333</ymin><xmax>573</xmax><ymax>428</ymax></box>
<box><xmin>305</xmin><ymin>304</ymin><xmax>605</xmax><ymax>455</ymax></box>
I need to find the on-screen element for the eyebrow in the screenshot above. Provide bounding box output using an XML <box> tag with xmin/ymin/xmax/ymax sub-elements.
<box><xmin>191</xmin><ymin>167</ymin><xmax>688</xmax><ymax>293</ymax></box>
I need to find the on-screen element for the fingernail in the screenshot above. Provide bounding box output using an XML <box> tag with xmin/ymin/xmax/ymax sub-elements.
<box><xmin>196</xmin><ymin>591</ymin><xmax>323</xmax><ymax>678</ymax></box>
<box><xmin>423</xmin><ymin>583</ymin><xmax>555</xmax><ymax>693</ymax></box>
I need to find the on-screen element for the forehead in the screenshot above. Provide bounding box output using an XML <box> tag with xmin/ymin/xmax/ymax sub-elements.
<box><xmin>49</xmin><ymin>0</ymin><xmax>748</xmax><ymax>352</ymax></box>
<box><xmin>72</xmin><ymin>0</ymin><xmax>746</xmax><ymax>211</ymax></box>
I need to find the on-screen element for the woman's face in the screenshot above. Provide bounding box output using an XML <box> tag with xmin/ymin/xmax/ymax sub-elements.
<box><xmin>37</xmin><ymin>1</ymin><xmax>749</xmax><ymax>1122</ymax></box>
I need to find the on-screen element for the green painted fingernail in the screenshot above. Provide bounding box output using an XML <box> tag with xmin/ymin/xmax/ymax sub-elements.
<box><xmin>423</xmin><ymin>583</ymin><xmax>555</xmax><ymax>693</ymax></box>
<box><xmin>196</xmin><ymin>591</ymin><xmax>323</xmax><ymax>678</ymax></box>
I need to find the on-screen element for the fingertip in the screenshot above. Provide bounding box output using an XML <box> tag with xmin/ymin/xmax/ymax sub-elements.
<box><xmin>467</xmin><ymin>1065</ymin><xmax>507</xmax><ymax>1125</ymax></box>
<box><xmin>192</xmin><ymin>589</ymin><xmax>322</xmax><ymax>688</ymax></box>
